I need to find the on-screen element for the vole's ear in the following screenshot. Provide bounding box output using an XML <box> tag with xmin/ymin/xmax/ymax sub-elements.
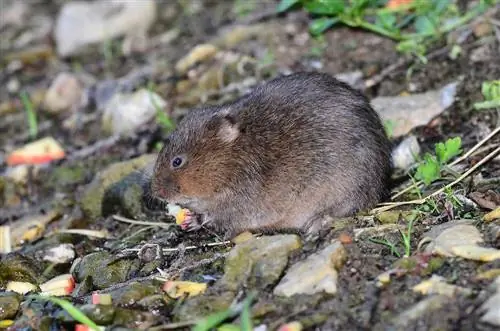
<box><xmin>217</xmin><ymin>113</ymin><xmax>240</xmax><ymax>143</ymax></box>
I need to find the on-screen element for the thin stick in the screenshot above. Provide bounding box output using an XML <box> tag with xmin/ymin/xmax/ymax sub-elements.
<box><xmin>390</xmin><ymin>126</ymin><xmax>500</xmax><ymax>200</ymax></box>
<box><xmin>449</xmin><ymin>126</ymin><xmax>500</xmax><ymax>167</ymax></box>
<box><xmin>372</xmin><ymin>146</ymin><xmax>500</xmax><ymax>213</ymax></box>
<box><xmin>123</xmin><ymin>241</ymin><xmax>232</xmax><ymax>254</ymax></box>
<box><xmin>113</xmin><ymin>215</ymin><xmax>172</xmax><ymax>229</ymax></box>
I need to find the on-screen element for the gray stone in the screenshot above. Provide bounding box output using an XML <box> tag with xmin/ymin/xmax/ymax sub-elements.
<box><xmin>274</xmin><ymin>240</ymin><xmax>346</xmax><ymax>297</ymax></box>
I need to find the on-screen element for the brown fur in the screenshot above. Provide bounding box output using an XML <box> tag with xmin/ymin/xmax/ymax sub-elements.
<box><xmin>151</xmin><ymin>72</ymin><xmax>392</xmax><ymax>236</ymax></box>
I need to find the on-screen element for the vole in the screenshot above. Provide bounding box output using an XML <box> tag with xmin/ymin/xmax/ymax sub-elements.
<box><xmin>150</xmin><ymin>72</ymin><xmax>392</xmax><ymax>236</ymax></box>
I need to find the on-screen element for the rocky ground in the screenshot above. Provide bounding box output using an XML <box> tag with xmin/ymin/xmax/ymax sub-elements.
<box><xmin>0</xmin><ymin>1</ymin><xmax>500</xmax><ymax>330</ymax></box>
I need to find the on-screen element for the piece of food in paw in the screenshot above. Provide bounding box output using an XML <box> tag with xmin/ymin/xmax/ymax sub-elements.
<box><xmin>166</xmin><ymin>203</ymin><xmax>193</xmax><ymax>229</ymax></box>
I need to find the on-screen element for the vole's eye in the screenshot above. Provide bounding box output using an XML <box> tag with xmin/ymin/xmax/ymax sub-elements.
<box><xmin>171</xmin><ymin>156</ymin><xmax>184</xmax><ymax>169</ymax></box>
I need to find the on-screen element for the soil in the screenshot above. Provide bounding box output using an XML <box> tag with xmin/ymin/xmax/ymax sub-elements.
<box><xmin>1</xmin><ymin>1</ymin><xmax>500</xmax><ymax>331</ymax></box>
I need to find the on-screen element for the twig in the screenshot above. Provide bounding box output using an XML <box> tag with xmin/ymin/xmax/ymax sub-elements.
<box><xmin>67</xmin><ymin>135</ymin><xmax>121</xmax><ymax>161</ymax></box>
<box><xmin>113</xmin><ymin>215</ymin><xmax>172</xmax><ymax>229</ymax></box>
<box><xmin>390</xmin><ymin>126</ymin><xmax>500</xmax><ymax>200</ymax></box>
<box><xmin>155</xmin><ymin>252</ymin><xmax>228</xmax><ymax>280</ymax></box>
<box><xmin>123</xmin><ymin>241</ymin><xmax>232</xmax><ymax>254</ymax></box>
<box><xmin>372</xmin><ymin>146</ymin><xmax>500</xmax><ymax>213</ymax></box>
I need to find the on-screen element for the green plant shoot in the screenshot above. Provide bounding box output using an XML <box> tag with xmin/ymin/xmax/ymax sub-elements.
<box><xmin>474</xmin><ymin>80</ymin><xmax>500</xmax><ymax>110</ymax></box>
<box><xmin>415</xmin><ymin>137</ymin><xmax>462</xmax><ymax>186</ymax></box>
<box><xmin>20</xmin><ymin>91</ymin><xmax>38</xmax><ymax>139</ymax></box>
<box><xmin>30</xmin><ymin>296</ymin><xmax>101</xmax><ymax>331</ymax></box>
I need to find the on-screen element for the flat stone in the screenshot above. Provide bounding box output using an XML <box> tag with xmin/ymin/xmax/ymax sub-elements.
<box><xmin>420</xmin><ymin>220</ymin><xmax>483</xmax><ymax>257</ymax></box>
<box><xmin>221</xmin><ymin>234</ymin><xmax>302</xmax><ymax>291</ymax></box>
<box><xmin>480</xmin><ymin>276</ymin><xmax>500</xmax><ymax>326</ymax></box>
<box><xmin>273</xmin><ymin>240</ymin><xmax>346</xmax><ymax>297</ymax></box>
<box><xmin>372</xmin><ymin>82</ymin><xmax>458</xmax><ymax>138</ymax></box>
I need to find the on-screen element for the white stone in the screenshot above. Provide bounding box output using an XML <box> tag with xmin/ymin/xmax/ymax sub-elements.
<box><xmin>274</xmin><ymin>240</ymin><xmax>346</xmax><ymax>297</ymax></box>
<box><xmin>102</xmin><ymin>89</ymin><xmax>166</xmax><ymax>135</ymax></box>
<box><xmin>54</xmin><ymin>0</ymin><xmax>156</xmax><ymax>57</ymax></box>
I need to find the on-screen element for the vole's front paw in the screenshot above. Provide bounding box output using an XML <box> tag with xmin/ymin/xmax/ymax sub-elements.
<box><xmin>181</xmin><ymin>211</ymin><xmax>202</xmax><ymax>231</ymax></box>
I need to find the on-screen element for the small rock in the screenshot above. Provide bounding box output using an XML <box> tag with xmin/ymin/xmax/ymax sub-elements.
<box><xmin>419</xmin><ymin>220</ymin><xmax>483</xmax><ymax>257</ymax></box>
<box><xmin>10</xmin><ymin>210</ymin><xmax>60</xmax><ymax>247</ymax></box>
<box><xmin>354</xmin><ymin>224</ymin><xmax>405</xmax><ymax>241</ymax></box>
<box><xmin>43</xmin><ymin>72</ymin><xmax>83</xmax><ymax>114</ymax></box>
<box><xmin>102</xmin><ymin>89</ymin><xmax>166</xmax><ymax>135</ymax></box>
<box><xmin>0</xmin><ymin>292</ymin><xmax>21</xmax><ymax>320</ymax></box>
<box><xmin>485</xmin><ymin>207</ymin><xmax>500</xmax><ymax>222</ymax></box>
<box><xmin>0</xmin><ymin>2</ymin><xmax>30</xmax><ymax>29</ymax></box>
<box><xmin>335</xmin><ymin>71</ymin><xmax>363</xmax><ymax>89</ymax></box>
<box><xmin>108</xmin><ymin>282</ymin><xmax>159</xmax><ymax>306</ymax></box>
<box><xmin>413</xmin><ymin>275</ymin><xmax>471</xmax><ymax>297</ymax></box>
<box><xmin>54</xmin><ymin>0</ymin><xmax>157</xmax><ymax>57</ymax></box>
<box><xmin>80</xmin><ymin>304</ymin><xmax>115</xmax><ymax>325</ymax></box>
<box><xmin>80</xmin><ymin>154</ymin><xmax>156</xmax><ymax>219</ymax></box>
<box><xmin>376</xmin><ymin>210</ymin><xmax>417</xmax><ymax>224</ymax></box>
<box><xmin>42</xmin><ymin>244</ymin><xmax>76</xmax><ymax>264</ymax></box>
<box><xmin>0</xmin><ymin>253</ymin><xmax>42</xmax><ymax>286</ymax></box>
<box><xmin>221</xmin><ymin>235</ymin><xmax>302</xmax><ymax>291</ymax></box>
<box><xmin>274</xmin><ymin>240</ymin><xmax>347</xmax><ymax>297</ymax></box>
<box><xmin>469</xmin><ymin>190</ymin><xmax>499</xmax><ymax>211</ymax></box>
<box><xmin>389</xmin><ymin>295</ymin><xmax>449</xmax><ymax>328</ymax></box>
<box><xmin>3</xmin><ymin>165</ymin><xmax>29</xmax><ymax>184</ymax></box>
<box><xmin>470</xmin><ymin>44</ymin><xmax>496</xmax><ymax>63</ymax></box>
<box><xmin>450</xmin><ymin>245</ymin><xmax>500</xmax><ymax>262</ymax></box>
<box><xmin>72</xmin><ymin>251</ymin><xmax>140</xmax><ymax>289</ymax></box>
<box><xmin>175</xmin><ymin>44</ymin><xmax>219</xmax><ymax>75</ymax></box>
<box><xmin>214</xmin><ymin>25</ymin><xmax>267</xmax><ymax>49</ymax></box>
<box><xmin>480</xmin><ymin>276</ymin><xmax>500</xmax><ymax>327</ymax></box>
<box><xmin>175</xmin><ymin>235</ymin><xmax>301</xmax><ymax>322</ymax></box>
<box><xmin>6</xmin><ymin>78</ymin><xmax>20</xmax><ymax>94</ymax></box>
<box><xmin>372</xmin><ymin>81</ymin><xmax>458</xmax><ymax>138</ymax></box>
<box><xmin>473</xmin><ymin>21</ymin><xmax>492</xmax><ymax>38</ymax></box>
<box><xmin>391</xmin><ymin>135</ymin><xmax>421</xmax><ymax>169</ymax></box>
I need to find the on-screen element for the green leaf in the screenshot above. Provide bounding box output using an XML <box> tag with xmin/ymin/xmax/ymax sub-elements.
<box><xmin>277</xmin><ymin>0</ymin><xmax>299</xmax><ymax>13</ymax></box>
<box><xmin>20</xmin><ymin>91</ymin><xmax>38</xmax><ymax>139</ymax></box>
<box><xmin>309</xmin><ymin>17</ymin><xmax>338</xmax><ymax>35</ymax></box>
<box><xmin>481</xmin><ymin>80</ymin><xmax>500</xmax><ymax>101</ymax></box>
<box><xmin>375</xmin><ymin>12</ymin><xmax>397</xmax><ymax>30</ymax></box>
<box><xmin>240</xmin><ymin>295</ymin><xmax>253</xmax><ymax>331</ymax></box>
<box><xmin>415</xmin><ymin>154</ymin><xmax>441</xmax><ymax>185</ymax></box>
<box><xmin>193</xmin><ymin>308</ymin><xmax>237</xmax><ymax>331</ymax></box>
<box><xmin>414</xmin><ymin>15</ymin><xmax>436</xmax><ymax>35</ymax></box>
<box><xmin>435</xmin><ymin>137</ymin><xmax>462</xmax><ymax>164</ymax></box>
<box><xmin>304</xmin><ymin>0</ymin><xmax>345</xmax><ymax>15</ymax></box>
<box><xmin>31</xmin><ymin>296</ymin><xmax>101</xmax><ymax>331</ymax></box>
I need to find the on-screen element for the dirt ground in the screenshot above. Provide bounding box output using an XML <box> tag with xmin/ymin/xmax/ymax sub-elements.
<box><xmin>1</xmin><ymin>1</ymin><xmax>500</xmax><ymax>330</ymax></box>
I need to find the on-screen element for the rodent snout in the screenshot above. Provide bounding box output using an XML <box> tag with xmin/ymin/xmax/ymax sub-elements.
<box><xmin>151</xmin><ymin>174</ymin><xmax>180</xmax><ymax>200</ymax></box>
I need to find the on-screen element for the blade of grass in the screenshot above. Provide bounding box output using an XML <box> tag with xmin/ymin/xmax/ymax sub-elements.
<box><xmin>240</xmin><ymin>292</ymin><xmax>256</xmax><ymax>331</ymax></box>
<box><xmin>20</xmin><ymin>91</ymin><xmax>37</xmax><ymax>139</ymax></box>
<box><xmin>29</xmin><ymin>295</ymin><xmax>100</xmax><ymax>331</ymax></box>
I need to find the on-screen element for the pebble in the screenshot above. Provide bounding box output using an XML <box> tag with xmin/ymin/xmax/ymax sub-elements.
<box><xmin>274</xmin><ymin>240</ymin><xmax>346</xmax><ymax>297</ymax></box>
<box><xmin>43</xmin><ymin>72</ymin><xmax>83</xmax><ymax>114</ymax></box>
<box><xmin>413</xmin><ymin>275</ymin><xmax>471</xmax><ymax>297</ymax></box>
<box><xmin>420</xmin><ymin>220</ymin><xmax>479</xmax><ymax>253</ymax></box>
<box><xmin>221</xmin><ymin>234</ymin><xmax>302</xmax><ymax>291</ymax></box>
<box><xmin>372</xmin><ymin>81</ymin><xmax>458</xmax><ymax>138</ymax></box>
<box><xmin>391</xmin><ymin>135</ymin><xmax>421</xmax><ymax>169</ymax></box>
<box><xmin>175</xmin><ymin>44</ymin><xmax>219</xmax><ymax>75</ymax></box>
<box><xmin>42</xmin><ymin>243</ymin><xmax>76</xmax><ymax>264</ymax></box>
<box><xmin>101</xmin><ymin>89</ymin><xmax>166</xmax><ymax>135</ymax></box>
<box><xmin>0</xmin><ymin>292</ymin><xmax>21</xmax><ymax>320</ymax></box>
<box><xmin>54</xmin><ymin>0</ymin><xmax>156</xmax><ymax>57</ymax></box>
<box><xmin>480</xmin><ymin>276</ymin><xmax>500</xmax><ymax>326</ymax></box>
